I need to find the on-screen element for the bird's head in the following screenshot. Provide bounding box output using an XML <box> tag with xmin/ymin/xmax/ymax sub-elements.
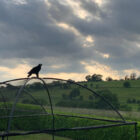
<box><xmin>39</xmin><ymin>64</ymin><xmax>42</xmax><ymax>67</ymax></box>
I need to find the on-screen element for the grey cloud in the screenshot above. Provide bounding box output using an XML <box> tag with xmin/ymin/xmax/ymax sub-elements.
<box><xmin>0</xmin><ymin>0</ymin><xmax>96</xmax><ymax>73</ymax></box>
<box><xmin>1</xmin><ymin>0</ymin><xmax>140</xmax><ymax>76</ymax></box>
<box><xmin>61</xmin><ymin>0</ymin><xmax>140</xmax><ymax>71</ymax></box>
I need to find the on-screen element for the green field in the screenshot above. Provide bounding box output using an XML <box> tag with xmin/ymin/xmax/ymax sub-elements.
<box><xmin>8</xmin><ymin>133</ymin><xmax>72</xmax><ymax>140</ymax></box>
<box><xmin>22</xmin><ymin>79</ymin><xmax>140</xmax><ymax>111</ymax></box>
<box><xmin>0</xmin><ymin>102</ymin><xmax>139</xmax><ymax>140</ymax></box>
<box><xmin>1</xmin><ymin>79</ymin><xmax>140</xmax><ymax>139</ymax></box>
<box><xmin>86</xmin><ymin>80</ymin><xmax>140</xmax><ymax>110</ymax></box>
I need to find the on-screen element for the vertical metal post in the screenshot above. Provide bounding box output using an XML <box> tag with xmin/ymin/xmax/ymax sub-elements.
<box><xmin>2</xmin><ymin>136</ymin><xmax>4</xmax><ymax>140</ymax></box>
<box><xmin>134</xmin><ymin>123</ymin><xmax>137</xmax><ymax>140</ymax></box>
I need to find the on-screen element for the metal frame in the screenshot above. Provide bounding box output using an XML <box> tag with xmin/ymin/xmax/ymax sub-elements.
<box><xmin>0</xmin><ymin>77</ymin><xmax>138</xmax><ymax>140</ymax></box>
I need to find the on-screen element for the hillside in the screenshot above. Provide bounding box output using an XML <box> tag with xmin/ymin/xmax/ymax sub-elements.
<box><xmin>81</xmin><ymin>80</ymin><xmax>140</xmax><ymax>111</ymax></box>
<box><xmin>2</xmin><ymin>79</ymin><xmax>140</xmax><ymax>113</ymax></box>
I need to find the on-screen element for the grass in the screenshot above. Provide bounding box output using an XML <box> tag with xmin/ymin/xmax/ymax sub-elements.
<box><xmin>8</xmin><ymin>133</ymin><xmax>72</xmax><ymax>140</ymax></box>
<box><xmin>52</xmin><ymin>106</ymin><xmax>140</xmax><ymax>121</ymax></box>
<box><xmin>1</xmin><ymin>79</ymin><xmax>140</xmax><ymax>139</ymax></box>
<box><xmin>0</xmin><ymin>102</ymin><xmax>139</xmax><ymax>140</ymax></box>
<box><xmin>2</xmin><ymin>79</ymin><xmax>140</xmax><ymax>111</ymax></box>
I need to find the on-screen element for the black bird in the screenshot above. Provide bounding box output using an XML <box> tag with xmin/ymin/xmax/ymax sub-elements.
<box><xmin>27</xmin><ymin>64</ymin><xmax>42</xmax><ymax>78</ymax></box>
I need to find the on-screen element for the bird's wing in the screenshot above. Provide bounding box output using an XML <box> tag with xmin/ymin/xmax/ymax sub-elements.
<box><xmin>28</xmin><ymin>67</ymin><xmax>37</xmax><ymax>74</ymax></box>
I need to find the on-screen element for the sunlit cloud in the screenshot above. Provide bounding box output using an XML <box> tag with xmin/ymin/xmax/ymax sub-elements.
<box><xmin>57</xmin><ymin>22</ymin><xmax>81</xmax><ymax>36</ymax></box>
<box><xmin>12</xmin><ymin>0</ymin><xmax>27</xmax><ymax>5</ymax></box>
<box><xmin>86</xmin><ymin>35</ymin><xmax>94</xmax><ymax>43</ymax></box>
<box><xmin>50</xmin><ymin>64</ymin><xmax>65</xmax><ymax>69</ymax></box>
<box><xmin>81</xmin><ymin>61</ymin><xmax>120</xmax><ymax>80</ymax></box>
<box><xmin>94</xmin><ymin>0</ymin><xmax>104</xmax><ymax>6</ymax></box>
<box><xmin>45</xmin><ymin>0</ymin><xmax>51</xmax><ymax>7</ymax></box>
<box><xmin>0</xmin><ymin>64</ymin><xmax>30</xmax><ymax>81</ymax></box>
<box><xmin>57</xmin><ymin>22</ymin><xmax>94</xmax><ymax>48</ymax></box>
<box><xmin>44</xmin><ymin>72</ymin><xmax>86</xmax><ymax>81</ymax></box>
<box><xmin>102</xmin><ymin>53</ymin><xmax>110</xmax><ymax>59</ymax></box>
<box><xmin>66</xmin><ymin>0</ymin><xmax>90</xmax><ymax>19</ymax></box>
<box><xmin>123</xmin><ymin>69</ymin><xmax>140</xmax><ymax>77</ymax></box>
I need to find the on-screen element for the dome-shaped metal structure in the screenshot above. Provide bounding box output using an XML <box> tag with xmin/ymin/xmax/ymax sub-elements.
<box><xmin>0</xmin><ymin>77</ymin><xmax>137</xmax><ymax>140</ymax></box>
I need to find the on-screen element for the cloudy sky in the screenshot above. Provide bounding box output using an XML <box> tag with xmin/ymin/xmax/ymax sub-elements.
<box><xmin>0</xmin><ymin>0</ymin><xmax>140</xmax><ymax>81</ymax></box>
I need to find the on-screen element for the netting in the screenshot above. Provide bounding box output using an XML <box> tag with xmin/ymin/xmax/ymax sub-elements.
<box><xmin>0</xmin><ymin>77</ymin><xmax>137</xmax><ymax>140</ymax></box>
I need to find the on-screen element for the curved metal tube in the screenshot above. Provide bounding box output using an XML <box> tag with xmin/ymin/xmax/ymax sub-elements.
<box><xmin>0</xmin><ymin>77</ymin><xmax>125</xmax><ymax>122</ymax></box>
<box><xmin>7</xmin><ymin>78</ymin><xmax>30</xmax><ymax>133</ymax></box>
<box><xmin>38</xmin><ymin>78</ymin><xmax>55</xmax><ymax>140</ymax></box>
<box><xmin>43</xmin><ymin>77</ymin><xmax>125</xmax><ymax>122</ymax></box>
<box><xmin>23</xmin><ymin>89</ymin><xmax>48</xmax><ymax>114</ymax></box>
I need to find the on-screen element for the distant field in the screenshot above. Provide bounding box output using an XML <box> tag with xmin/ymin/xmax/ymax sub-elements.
<box><xmin>52</xmin><ymin>106</ymin><xmax>140</xmax><ymax>121</ymax></box>
<box><xmin>86</xmin><ymin>80</ymin><xmax>140</xmax><ymax>110</ymax></box>
<box><xmin>2</xmin><ymin>79</ymin><xmax>140</xmax><ymax>112</ymax></box>
<box><xmin>28</xmin><ymin>80</ymin><xmax>140</xmax><ymax>111</ymax></box>
<box><xmin>1</xmin><ymin>80</ymin><xmax>140</xmax><ymax>140</ymax></box>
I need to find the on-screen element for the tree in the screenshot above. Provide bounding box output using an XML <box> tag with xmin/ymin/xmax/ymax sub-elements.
<box><xmin>137</xmin><ymin>76</ymin><xmax>140</xmax><ymax>80</ymax></box>
<box><xmin>85</xmin><ymin>75</ymin><xmax>92</xmax><ymax>81</ymax></box>
<box><xmin>123</xmin><ymin>81</ymin><xmax>131</xmax><ymax>88</ymax></box>
<box><xmin>90</xmin><ymin>83</ymin><xmax>93</xmax><ymax>88</ymax></box>
<box><xmin>91</xmin><ymin>74</ymin><xmax>103</xmax><ymax>82</ymax></box>
<box><xmin>106</xmin><ymin>77</ymin><xmax>113</xmax><ymax>81</ymax></box>
<box><xmin>125</xmin><ymin>75</ymin><xmax>129</xmax><ymax>80</ymax></box>
<box><xmin>67</xmin><ymin>79</ymin><xmax>75</xmax><ymax>83</ymax></box>
<box><xmin>130</xmin><ymin>73</ymin><xmax>136</xmax><ymax>80</ymax></box>
<box><xmin>96</xmin><ymin>90</ymin><xmax>120</xmax><ymax>109</ymax></box>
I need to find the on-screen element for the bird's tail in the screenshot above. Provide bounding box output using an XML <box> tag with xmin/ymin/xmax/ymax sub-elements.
<box><xmin>27</xmin><ymin>72</ymin><xmax>31</xmax><ymax>77</ymax></box>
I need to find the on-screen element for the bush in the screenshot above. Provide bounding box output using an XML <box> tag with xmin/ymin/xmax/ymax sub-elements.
<box><xmin>79</xmin><ymin>96</ymin><xmax>83</xmax><ymax>101</ymax></box>
<box><xmin>69</xmin><ymin>88</ymin><xmax>80</xmax><ymax>99</ymax></box>
<box><xmin>56</xmin><ymin>100</ymin><xmax>96</xmax><ymax>108</ymax></box>
<box><xmin>88</xmin><ymin>95</ymin><xmax>93</xmax><ymax>100</ymax></box>
<box><xmin>96</xmin><ymin>90</ymin><xmax>120</xmax><ymax>109</ymax></box>
<box><xmin>57</xmin><ymin>89</ymin><xmax>120</xmax><ymax>110</ymax></box>
<box><xmin>120</xmin><ymin>104</ymin><xmax>132</xmax><ymax>111</ymax></box>
<box><xmin>123</xmin><ymin>81</ymin><xmax>131</xmax><ymax>88</ymax></box>
<box><xmin>22</xmin><ymin>98</ymin><xmax>47</xmax><ymax>105</ymax></box>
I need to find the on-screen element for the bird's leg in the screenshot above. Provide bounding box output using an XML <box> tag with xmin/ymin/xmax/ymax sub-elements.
<box><xmin>36</xmin><ymin>73</ymin><xmax>39</xmax><ymax>78</ymax></box>
<box><xmin>28</xmin><ymin>73</ymin><xmax>31</xmax><ymax>77</ymax></box>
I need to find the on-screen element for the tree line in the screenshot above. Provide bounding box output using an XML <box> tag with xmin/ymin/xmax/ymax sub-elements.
<box><xmin>85</xmin><ymin>72</ymin><xmax>140</xmax><ymax>82</ymax></box>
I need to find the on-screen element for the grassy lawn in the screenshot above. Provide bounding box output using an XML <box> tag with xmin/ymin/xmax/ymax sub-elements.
<box><xmin>8</xmin><ymin>133</ymin><xmax>72</xmax><ymax>140</ymax></box>
<box><xmin>52</xmin><ymin>106</ymin><xmax>140</xmax><ymax>121</ymax></box>
<box><xmin>1</xmin><ymin>79</ymin><xmax>140</xmax><ymax>140</ymax></box>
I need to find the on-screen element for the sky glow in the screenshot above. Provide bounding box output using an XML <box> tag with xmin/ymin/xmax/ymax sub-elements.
<box><xmin>0</xmin><ymin>0</ymin><xmax>140</xmax><ymax>81</ymax></box>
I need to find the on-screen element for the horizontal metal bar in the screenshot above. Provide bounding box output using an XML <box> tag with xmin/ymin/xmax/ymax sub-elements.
<box><xmin>0</xmin><ymin>122</ymin><xmax>137</xmax><ymax>137</ymax></box>
<box><xmin>0</xmin><ymin>113</ymin><xmax>125</xmax><ymax>123</ymax></box>
<box><xmin>55</xmin><ymin>114</ymin><xmax>125</xmax><ymax>123</ymax></box>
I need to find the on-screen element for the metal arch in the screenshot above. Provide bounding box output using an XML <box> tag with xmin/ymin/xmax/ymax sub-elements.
<box><xmin>37</xmin><ymin>78</ymin><xmax>55</xmax><ymax>140</ymax></box>
<box><xmin>6</xmin><ymin>78</ymin><xmax>55</xmax><ymax>137</ymax></box>
<box><xmin>0</xmin><ymin>77</ymin><xmax>138</xmax><ymax>140</ymax></box>
<box><xmin>0</xmin><ymin>91</ymin><xmax>9</xmax><ymax>116</ymax></box>
<box><xmin>0</xmin><ymin>78</ymin><xmax>28</xmax><ymax>84</ymax></box>
<box><xmin>23</xmin><ymin>89</ymin><xmax>48</xmax><ymax>114</ymax></box>
<box><xmin>0</xmin><ymin>77</ymin><xmax>125</xmax><ymax>122</ymax></box>
<box><xmin>7</xmin><ymin>78</ymin><xmax>30</xmax><ymax>134</ymax></box>
<box><xmin>43</xmin><ymin>77</ymin><xmax>125</xmax><ymax>122</ymax></box>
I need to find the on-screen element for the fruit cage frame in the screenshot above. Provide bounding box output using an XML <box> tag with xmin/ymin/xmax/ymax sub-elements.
<box><xmin>0</xmin><ymin>77</ymin><xmax>138</xmax><ymax>140</ymax></box>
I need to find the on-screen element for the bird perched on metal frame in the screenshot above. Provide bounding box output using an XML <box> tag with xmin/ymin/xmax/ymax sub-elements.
<box><xmin>27</xmin><ymin>64</ymin><xmax>42</xmax><ymax>78</ymax></box>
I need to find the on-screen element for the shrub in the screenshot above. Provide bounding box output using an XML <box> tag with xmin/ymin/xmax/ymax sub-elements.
<box><xmin>69</xmin><ymin>88</ymin><xmax>80</xmax><ymax>99</ymax></box>
<box><xmin>88</xmin><ymin>95</ymin><xmax>93</xmax><ymax>100</ymax></box>
<box><xmin>96</xmin><ymin>89</ymin><xmax>120</xmax><ymax>109</ymax></box>
<box><xmin>120</xmin><ymin>104</ymin><xmax>132</xmax><ymax>111</ymax></box>
<box><xmin>123</xmin><ymin>81</ymin><xmax>131</xmax><ymax>88</ymax></box>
